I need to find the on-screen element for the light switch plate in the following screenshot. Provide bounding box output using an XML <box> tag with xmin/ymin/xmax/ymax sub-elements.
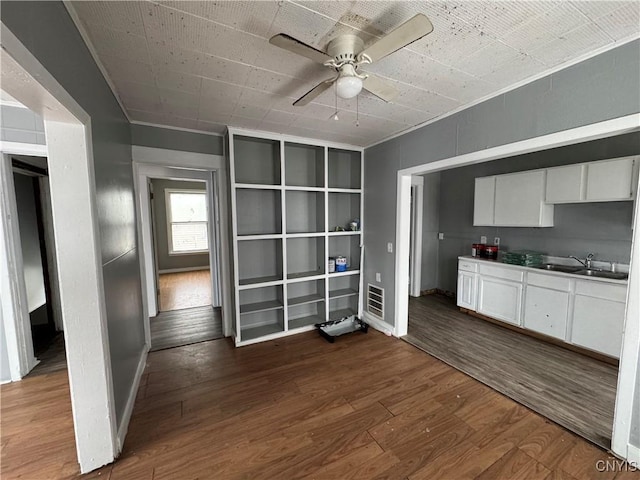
<box><xmin>387</xmin><ymin>242</ymin><xmax>393</xmax><ymax>253</ymax></box>
<box><xmin>438</xmin><ymin>233</ymin><xmax>444</xmax><ymax>240</ymax></box>
<box><xmin>480</xmin><ymin>235</ymin><xmax>487</xmax><ymax>244</ymax></box>
<box><xmin>376</xmin><ymin>273</ymin><xmax>381</xmax><ymax>282</ymax></box>
<box><xmin>494</xmin><ymin>237</ymin><xmax>500</xmax><ymax>245</ymax></box>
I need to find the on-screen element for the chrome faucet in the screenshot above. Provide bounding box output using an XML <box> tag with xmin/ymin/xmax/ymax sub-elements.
<box><xmin>570</xmin><ymin>253</ymin><xmax>596</xmax><ymax>269</ymax></box>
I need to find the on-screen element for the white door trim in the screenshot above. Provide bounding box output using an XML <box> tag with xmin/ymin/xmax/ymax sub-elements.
<box><xmin>132</xmin><ymin>147</ymin><xmax>232</xmax><ymax>338</ymax></box>
<box><xmin>409</xmin><ymin>176</ymin><xmax>424</xmax><ymax>298</ymax></box>
<box><xmin>393</xmin><ymin>112</ymin><xmax>640</xmax><ymax>459</ymax></box>
<box><xmin>1</xmin><ymin>23</ymin><xmax>118</xmax><ymax>472</ymax></box>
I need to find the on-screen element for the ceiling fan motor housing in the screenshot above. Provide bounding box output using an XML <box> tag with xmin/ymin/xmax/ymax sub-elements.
<box><xmin>326</xmin><ymin>35</ymin><xmax>365</xmax><ymax>67</ymax></box>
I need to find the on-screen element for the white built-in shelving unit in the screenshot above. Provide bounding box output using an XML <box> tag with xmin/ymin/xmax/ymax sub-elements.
<box><xmin>227</xmin><ymin>128</ymin><xmax>363</xmax><ymax>346</ymax></box>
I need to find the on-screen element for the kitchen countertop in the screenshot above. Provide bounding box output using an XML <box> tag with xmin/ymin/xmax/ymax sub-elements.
<box><xmin>459</xmin><ymin>255</ymin><xmax>629</xmax><ymax>285</ymax></box>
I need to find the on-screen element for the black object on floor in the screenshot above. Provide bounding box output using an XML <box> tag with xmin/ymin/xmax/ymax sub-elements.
<box><xmin>316</xmin><ymin>316</ymin><xmax>368</xmax><ymax>343</ymax></box>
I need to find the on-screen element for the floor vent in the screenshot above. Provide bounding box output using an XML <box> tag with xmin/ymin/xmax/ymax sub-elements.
<box><xmin>367</xmin><ymin>284</ymin><xmax>384</xmax><ymax>319</ymax></box>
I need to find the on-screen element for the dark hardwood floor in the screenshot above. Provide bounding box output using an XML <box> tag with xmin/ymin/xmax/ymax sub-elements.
<box><xmin>2</xmin><ymin>329</ymin><xmax>633</xmax><ymax>479</ymax></box>
<box><xmin>405</xmin><ymin>294</ymin><xmax>618</xmax><ymax>450</ymax></box>
<box><xmin>28</xmin><ymin>332</ymin><xmax>67</xmax><ymax>377</ymax></box>
<box><xmin>150</xmin><ymin>305</ymin><xmax>223</xmax><ymax>352</ymax></box>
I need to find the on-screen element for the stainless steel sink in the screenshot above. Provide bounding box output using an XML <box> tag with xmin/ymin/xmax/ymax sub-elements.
<box><xmin>574</xmin><ymin>269</ymin><xmax>628</xmax><ymax>280</ymax></box>
<box><xmin>535</xmin><ymin>264</ymin><xmax>582</xmax><ymax>273</ymax></box>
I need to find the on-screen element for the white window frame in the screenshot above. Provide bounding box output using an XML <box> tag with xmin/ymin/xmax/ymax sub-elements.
<box><xmin>164</xmin><ymin>188</ymin><xmax>209</xmax><ymax>255</ymax></box>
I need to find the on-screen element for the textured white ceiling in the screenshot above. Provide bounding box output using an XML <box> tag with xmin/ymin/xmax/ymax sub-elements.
<box><xmin>71</xmin><ymin>1</ymin><xmax>640</xmax><ymax>146</ymax></box>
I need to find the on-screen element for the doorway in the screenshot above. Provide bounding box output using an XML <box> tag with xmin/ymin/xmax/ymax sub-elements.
<box><xmin>11</xmin><ymin>156</ymin><xmax>66</xmax><ymax>375</ymax></box>
<box><xmin>138</xmin><ymin>169</ymin><xmax>224</xmax><ymax>352</ymax></box>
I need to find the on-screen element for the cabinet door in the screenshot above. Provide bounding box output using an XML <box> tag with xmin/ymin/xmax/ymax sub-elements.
<box><xmin>571</xmin><ymin>295</ymin><xmax>625</xmax><ymax>358</ymax></box>
<box><xmin>457</xmin><ymin>271</ymin><xmax>477</xmax><ymax>310</ymax></box>
<box><xmin>546</xmin><ymin>164</ymin><xmax>584</xmax><ymax>203</ymax></box>
<box><xmin>473</xmin><ymin>176</ymin><xmax>495</xmax><ymax>226</ymax></box>
<box><xmin>477</xmin><ymin>276</ymin><xmax>522</xmax><ymax>325</ymax></box>
<box><xmin>494</xmin><ymin>170</ymin><xmax>550</xmax><ymax>226</ymax></box>
<box><xmin>586</xmin><ymin>158</ymin><xmax>635</xmax><ymax>201</ymax></box>
<box><xmin>523</xmin><ymin>286</ymin><xmax>570</xmax><ymax>340</ymax></box>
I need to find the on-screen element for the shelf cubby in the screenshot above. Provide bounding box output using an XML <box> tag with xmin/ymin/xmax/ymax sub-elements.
<box><xmin>236</xmin><ymin>188</ymin><xmax>282</xmax><ymax>235</ymax></box>
<box><xmin>238</xmin><ymin>239</ymin><xmax>283</xmax><ymax>285</ymax></box>
<box><xmin>329</xmin><ymin>236</ymin><xmax>361</xmax><ymax>273</ymax></box>
<box><xmin>288</xmin><ymin>279</ymin><xmax>325</xmax><ymax>306</ymax></box>
<box><xmin>328</xmin><ymin>148</ymin><xmax>361</xmax><ymax>189</ymax></box>
<box><xmin>329</xmin><ymin>295</ymin><xmax>358</xmax><ymax>320</ymax></box>
<box><xmin>239</xmin><ymin>285</ymin><xmax>283</xmax><ymax>314</ymax></box>
<box><xmin>288</xmin><ymin>302</ymin><xmax>325</xmax><ymax>330</ymax></box>
<box><xmin>240</xmin><ymin>309</ymin><xmax>284</xmax><ymax>341</ymax></box>
<box><xmin>286</xmin><ymin>191</ymin><xmax>325</xmax><ymax>234</ymax></box>
<box><xmin>285</xmin><ymin>142</ymin><xmax>324</xmax><ymax>188</ymax></box>
<box><xmin>328</xmin><ymin>192</ymin><xmax>360</xmax><ymax>232</ymax></box>
<box><xmin>329</xmin><ymin>275</ymin><xmax>359</xmax><ymax>300</ymax></box>
<box><xmin>287</xmin><ymin>236</ymin><xmax>325</xmax><ymax>279</ymax></box>
<box><xmin>234</xmin><ymin>135</ymin><xmax>281</xmax><ymax>185</ymax></box>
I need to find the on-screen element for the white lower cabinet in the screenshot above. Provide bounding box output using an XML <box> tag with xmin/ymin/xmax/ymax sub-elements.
<box><xmin>523</xmin><ymin>286</ymin><xmax>570</xmax><ymax>340</ymax></box>
<box><xmin>457</xmin><ymin>271</ymin><xmax>477</xmax><ymax>310</ymax></box>
<box><xmin>477</xmin><ymin>276</ymin><xmax>522</xmax><ymax>325</ymax></box>
<box><xmin>570</xmin><ymin>281</ymin><xmax>627</xmax><ymax>358</ymax></box>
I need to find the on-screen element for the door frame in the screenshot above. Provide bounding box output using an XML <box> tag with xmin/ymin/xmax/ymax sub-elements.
<box><xmin>409</xmin><ymin>176</ymin><xmax>423</xmax><ymax>297</ymax></box>
<box><xmin>392</xmin><ymin>113</ymin><xmax>640</xmax><ymax>461</ymax></box>
<box><xmin>1</xmin><ymin>24</ymin><xmax>118</xmax><ymax>472</ymax></box>
<box><xmin>132</xmin><ymin>146</ymin><xmax>232</xmax><ymax>338</ymax></box>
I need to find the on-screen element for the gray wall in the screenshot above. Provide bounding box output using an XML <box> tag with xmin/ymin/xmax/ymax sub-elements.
<box><xmin>13</xmin><ymin>173</ymin><xmax>46</xmax><ymax>315</ymax></box>
<box><xmin>0</xmin><ymin>308</ymin><xmax>11</xmax><ymax>382</ymax></box>
<box><xmin>435</xmin><ymin>132</ymin><xmax>638</xmax><ymax>292</ymax></box>
<box><xmin>631</xmin><ymin>354</ymin><xmax>640</xmax><ymax>446</ymax></box>
<box><xmin>0</xmin><ymin>105</ymin><xmax>45</xmax><ymax>144</ymax></box>
<box><xmin>131</xmin><ymin>124</ymin><xmax>223</xmax><ymax>155</ymax></box>
<box><xmin>151</xmin><ymin>179</ymin><xmax>209</xmax><ymax>271</ymax></box>
<box><xmin>364</xmin><ymin>39</ymin><xmax>640</xmax><ymax>329</ymax></box>
<box><xmin>2</xmin><ymin>2</ymin><xmax>145</xmax><ymax>425</ymax></box>
<box><xmin>420</xmin><ymin>173</ymin><xmax>440</xmax><ymax>291</ymax></box>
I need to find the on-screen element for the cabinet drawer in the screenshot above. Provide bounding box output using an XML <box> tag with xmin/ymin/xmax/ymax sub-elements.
<box><xmin>479</xmin><ymin>264</ymin><xmax>523</xmax><ymax>282</ymax></box>
<box><xmin>526</xmin><ymin>272</ymin><xmax>572</xmax><ymax>292</ymax></box>
<box><xmin>458</xmin><ymin>260</ymin><xmax>478</xmax><ymax>273</ymax></box>
<box><xmin>575</xmin><ymin>280</ymin><xmax>627</xmax><ymax>302</ymax></box>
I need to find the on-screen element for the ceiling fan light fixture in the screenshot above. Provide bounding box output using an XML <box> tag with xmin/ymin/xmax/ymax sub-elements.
<box><xmin>335</xmin><ymin>75</ymin><xmax>363</xmax><ymax>99</ymax></box>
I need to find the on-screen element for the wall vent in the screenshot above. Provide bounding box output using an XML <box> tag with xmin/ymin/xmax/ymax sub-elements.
<box><xmin>367</xmin><ymin>284</ymin><xmax>384</xmax><ymax>319</ymax></box>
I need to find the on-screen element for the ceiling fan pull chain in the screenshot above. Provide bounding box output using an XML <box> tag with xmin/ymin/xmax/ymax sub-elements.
<box><xmin>356</xmin><ymin>95</ymin><xmax>360</xmax><ymax>127</ymax></box>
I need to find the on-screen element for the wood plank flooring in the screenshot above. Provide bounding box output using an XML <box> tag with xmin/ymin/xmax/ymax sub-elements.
<box><xmin>3</xmin><ymin>328</ymin><xmax>633</xmax><ymax>479</ymax></box>
<box><xmin>28</xmin><ymin>332</ymin><xmax>67</xmax><ymax>376</ymax></box>
<box><xmin>405</xmin><ymin>294</ymin><xmax>618</xmax><ymax>450</ymax></box>
<box><xmin>159</xmin><ymin>270</ymin><xmax>211</xmax><ymax>312</ymax></box>
<box><xmin>150</xmin><ymin>305</ymin><xmax>223</xmax><ymax>352</ymax></box>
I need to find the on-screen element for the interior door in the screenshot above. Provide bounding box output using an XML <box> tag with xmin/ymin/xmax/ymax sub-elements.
<box><xmin>148</xmin><ymin>180</ymin><xmax>161</xmax><ymax>313</ymax></box>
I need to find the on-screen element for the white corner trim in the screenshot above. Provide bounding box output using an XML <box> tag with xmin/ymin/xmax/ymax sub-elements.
<box><xmin>628</xmin><ymin>444</ymin><xmax>640</xmax><ymax>465</ymax></box>
<box><xmin>62</xmin><ymin>1</ymin><xmax>131</xmax><ymax>123</ymax></box>
<box><xmin>362</xmin><ymin>311</ymin><xmax>396</xmax><ymax>337</ymax></box>
<box><xmin>366</xmin><ymin>34</ymin><xmax>640</xmax><ymax>149</ymax></box>
<box><xmin>116</xmin><ymin>345</ymin><xmax>148</xmax><ymax>452</ymax></box>
<box><xmin>131</xmin><ymin>120</ymin><xmax>223</xmax><ymax>137</ymax></box>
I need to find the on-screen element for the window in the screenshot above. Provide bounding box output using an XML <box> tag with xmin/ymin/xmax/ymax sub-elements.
<box><xmin>165</xmin><ymin>189</ymin><xmax>208</xmax><ymax>254</ymax></box>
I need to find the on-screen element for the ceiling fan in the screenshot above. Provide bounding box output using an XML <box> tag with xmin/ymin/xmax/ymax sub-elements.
<box><xmin>269</xmin><ymin>14</ymin><xmax>433</xmax><ymax>106</ymax></box>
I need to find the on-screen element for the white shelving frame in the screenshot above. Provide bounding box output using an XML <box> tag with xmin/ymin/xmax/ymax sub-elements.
<box><xmin>227</xmin><ymin>128</ymin><xmax>364</xmax><ymax>346</ymax></box>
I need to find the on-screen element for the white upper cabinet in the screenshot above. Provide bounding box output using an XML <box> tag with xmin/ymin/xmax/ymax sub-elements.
<box><xmin>546</xmin><ymin>164</ymin><xmax>585</xmax><ymax>203</ymax></box>
<box><xmin>473</xmin><ymin>176</ymin><xmax>496</xmax><ymax>226</ymax></box>
<box><xmin>494</xmin><ymin>170</ymin><xmax>554</xmax><ymax>227</ymax></box>
<box><xmin>586</xmin><ymin>157</ymin><xmax>636</xmax><ymax>201</ymax></box>
<box><xmin>545</xmin><ymin>157</ymin><xmax>637</xmax><ymax>203</ymax></box>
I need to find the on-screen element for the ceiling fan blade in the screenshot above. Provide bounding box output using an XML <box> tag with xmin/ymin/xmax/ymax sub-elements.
<box><xmin>293</xmin><ymin>78</ymin><xmax>336</xmax><ymax>106</ymax></box>
<box><xmin>359</xmin><ymin>14</ymin><xmax>434</xmax><ymax>63</ymax></box>
<box><xmin>269</xmin><ymin>33</ymin><xmax>333</xmax><ymax>64</ymax></box>
<box><xmin>363</xmin><ymin>74</ymin><xmax>398</xmax><ymax>102</ymax></box>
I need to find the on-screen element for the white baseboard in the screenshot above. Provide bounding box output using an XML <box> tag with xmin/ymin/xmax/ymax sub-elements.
<box><xmin>0</xmin><ymin>378</ymin><xmax>12</xmax><ymax>385</ymax></box>
<box><xmin>158</xmin><ymin>266</ymin><xmax>209</xmax><ymax>274</ymax></box>
<box><xmin>116</xmin><ymin>344</ymin><xmax>149</xmax><ymax>453</ymax></box>
<box><xmin>362</xmin><ymin>312</ymin><xmax>396</xmax><ymax>337</ymax></box>
<box><xmin>628</xmin><ymin>444</ymin><xmax>640</xmax><ymax>465</ymax></box>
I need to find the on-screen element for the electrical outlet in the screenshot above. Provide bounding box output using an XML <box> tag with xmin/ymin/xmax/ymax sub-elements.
<box><xmin>480</xmin><ymin>235</ymin><xmax>487</xmax><ymax>244</ymax></box>
<box><xmin>387</xmin><ymin>242</ymin><xmax>393</xmax><ymax>253</ymax></box>
<box><xmin>494</xmin><ymin>237</ymin><xmax>500</xmax><ymax>246</ymax></box>
<box><xmin>438</xmin><ymin>233</ymin><xmax>444</xmax><ymax>240</ymax></box>
<box><xmin>376</xmin><ymin>273</ymin><xmax>381</xmax><ymax>282</ymax></box>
